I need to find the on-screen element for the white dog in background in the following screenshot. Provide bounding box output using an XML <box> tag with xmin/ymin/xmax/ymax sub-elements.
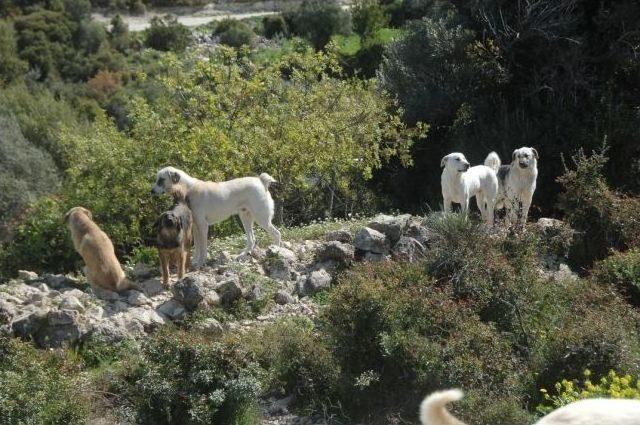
<box><xmin>419</xmin><ymin>389</ymin><xmax>640</xmax><ymax>425</ymax></box>
<box><xmin>485</xmin><ymin>147</ymin><xmax>538</xmax><ymax>227</ymax></box>
<box><xmin>440</xmin><ymin>153</ymin><xmax>499</xmax><ymax>225</ymax></box>
<box><xmin>151</xmin><ymin>167</ymin><xmax>281</xmax><ymax>267</ymax></box>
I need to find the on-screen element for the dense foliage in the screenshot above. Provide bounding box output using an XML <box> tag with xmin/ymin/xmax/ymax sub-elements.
<box><xmin>376</xmin><ymin>0</ymin><xmax>640</xmax><ymax>215</ymax></box>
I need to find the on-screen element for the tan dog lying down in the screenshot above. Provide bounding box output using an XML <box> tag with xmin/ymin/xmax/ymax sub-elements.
<box><xmin>420</xmin><ymin>389</ymin><xmax>640</xmax><ymax>425</ymax></box>
<box><xmin>65</xmin><ymin>207</ymin><xmax>135</xmax><ymax>293</ymax></box>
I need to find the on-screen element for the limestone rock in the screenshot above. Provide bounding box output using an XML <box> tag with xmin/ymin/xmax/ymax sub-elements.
<box><xmin>368</xmin><ymin>214</ymin><xmax>411</xmax><ymax>245</ymax></box>
<box><xmin>354</xmin><ymin>227</ymin><xmax>390</xmax><ymax>254</ymax></box>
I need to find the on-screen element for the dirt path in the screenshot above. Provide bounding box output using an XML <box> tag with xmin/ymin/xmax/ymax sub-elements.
<box><xmin>92</xmin><ymin>0</ymin><xmax>350</xmax><ymax>32</ymax></box>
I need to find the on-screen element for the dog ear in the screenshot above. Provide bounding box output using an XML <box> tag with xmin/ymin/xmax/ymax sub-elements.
<box><xmin>63</xmin><ymin>210</ymin><xmax>71</xmax><ymax>223</ymax></box>
<box><xmin>440</xmin><ymin>155</ymin><xmax>447</xmax><ymax>168</ymax></box>
<box><xmin>512</xmin><ymin>150</ymin><xmax>517</xmax><ymax>162</ymax></box>
<box><xmin>83</xmin><ymin>208</ymin><xmax>93</xmax><ymax>220</ymax></box>
<box><xmin>531</xmin><ymin>148</ymin><xmax>539</xmax><ymax>159</ymax></box>
<box><xmin>170</xmin><ymin>171</ymin><xmax>181</xmax><ymax>184</ymax></box>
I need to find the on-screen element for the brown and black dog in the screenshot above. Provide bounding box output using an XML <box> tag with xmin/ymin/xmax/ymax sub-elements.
<box><xmin>156</xmin><ymin>185</ymin><xmax>193</xmax><ymax>287</ymax></box>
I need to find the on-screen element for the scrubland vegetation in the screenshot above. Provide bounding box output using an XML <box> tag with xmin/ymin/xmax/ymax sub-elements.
<box><xmin>1</xmin><ymin>0</ymin><xmax>640</xmax><ymax>423</ymax></box>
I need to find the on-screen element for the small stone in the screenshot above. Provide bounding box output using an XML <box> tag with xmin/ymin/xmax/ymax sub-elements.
<box><xmin>304</xmin><ymin>269</ymin><xmax>331</xmax><ymax>295</ymax></box>
<box><xmin>41</xmin><ymin>274</ymin><xmax>69</xmax><ymax>289</ymax></box>
<box><xmin>216</xmin><ymin>278</ymin><xmax>243</xmax><ymax>305</ymax></box>
<box><xmin>91</xmin><ymin>286</ymin><xmax>120</xmax><ymax>301</ymax></box>
<box><xmin>60</xmin><ymin>295</ymin><xmax>84</xmax><ymax>312</ymax></box>
<box><xmin>316</xmin><ymin>241</ymin><xmax>354</xmax><ymax>263</ymax></box>
<box><xmin>391</xmin><ymin>237</ymin><xmax>426</xmax><ymax>263</ymax></box>
<box><xmin>325</xmin><ymin>228</ymin><xmax>353</xmax><ymax>244</ymax></box>
<box><xmin>172</xmin><ymin>276</ymin><xmax>206</xmax><ymax>311</ymax></box>
<box><xmin>18</xmin><ymin>270</ymin><xmax>38</xmax><ymax>281</ymax></box>
<box><xmin>247</xmin><ymin>284</ymin><xmax>266</xmax><ymax>302</ymax></box>
<box><xmin>354</xmin><ymin>227</ymin><xmax>390</xmax><ymax>255</ymax></box>
<box><xmin>368</xmin><ymin>214</ymin><xmax>411</xmax><ymax>245</ymax></box>
<box><xmin>156</xmin><ymin>300</ymin><xmax>186</xmax><ymax>320</ymax></box>
<box><xmin>127</xmin><ymin>290</ymin><xmax>151</xmax><ymax>306</ymax></box>
<box><xmin>362</xmin><ymin>252</ymin><xmax>387</xmax><ymax>263</ymax></box>
<box><xmin>196</xmin><ymin>318</ymin><xmax>224</xmax><ymax>336</ymax></box>
<box><xmin>274</xmin><ymin>290</ymin><xmax>294</xmax><ymax>305</ymax></box>
<box><xmin>137</xmin><ymin>278</ymin><xmax>164</xmax><ymax>297</ymax></box>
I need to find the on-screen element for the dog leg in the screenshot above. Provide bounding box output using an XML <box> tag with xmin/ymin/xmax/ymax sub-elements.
<box><xmin>519</xmin><ymin>196</ymin><xmax>532</xmax><ymax>228</ymax></box>
<box><xmin>193</xmin><ymin>218</ymin><xmax>209</xmax><ymax>268</ymax></box>
<box><xmin>443</xmin><ymin>197</ymin><xmax>452</xmax><ymax>214</ymax></box>
<box><xmin>239</xmin><ymin>209</ymin><xmax>256</xmax><ymax>253</ymax></box>
<box><xmin>160</xmin><ymin>252</ymin><xmax>170</xmax><ymax>287</ymax></box>
<box><xmin>178</xmin><ymin>251</ymin><xmax>187</xmax><ymax>281</ymax></box>
<box><xmin>255</xmin><ymin>216</ymin><xmax>281</xmax><ymax>247</ymax></box>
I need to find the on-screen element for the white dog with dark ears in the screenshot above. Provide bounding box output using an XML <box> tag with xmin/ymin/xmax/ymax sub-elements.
<box><xmin>419</xmin><ymin>389</ymin><xmax>640</xmax><ymax>425</ymax></box>
<box><xmin>485</xmin><ymin>147</ymin><xmax>539</xmax><ymax>227</ymax></box>
<box><xmin>151</xmin><ymin>167</ymin><xmax>281</xmax><ymax>268</ymax></box>
<box><xmin>440</xmin><ymin>152</ymin><xmax>499</xmax><ymax>225</ymax></box>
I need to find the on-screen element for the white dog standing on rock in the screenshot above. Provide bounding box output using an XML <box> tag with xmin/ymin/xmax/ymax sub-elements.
<box><xmin>151</xmin><ymin>167</ymin><xmax>281</xmax><ymax>268</ymax></box>
<box><xmin>440</xmin><ymin>152</ymin><xmax>499</xmax><ymax>225</ymax></box>
<box><xmin>419</xmin><ymin>389</ymin><xmax>640</xmax><ymax>425</ymax></box>
<box><xmin>485</xmin><ymin>147</ymin><xmax>539</xmax><ymax>227</ymax></box>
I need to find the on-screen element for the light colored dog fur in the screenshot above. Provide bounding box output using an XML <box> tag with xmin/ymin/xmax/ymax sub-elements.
<box><xmin>419</xmin><ymin>389</ymin><xmax>640</xmax><ymax>425</ymax></box>
<box><xmin>485</xmin><ymin>147</ymin><xmax>538</xmax><ymax>227</ymax></box>
<box><xmin>64</xmin><ymin>207</ymin><xmax>134</xmax><ymax>293</ymax></box>
<box><xmin>151</xmin><ymin>167</ymin><xmax>281</xmax><ymax>267</ymax></box>
<box><xmin>441</xmin><ymin>152</ymin><xmax>499</xmax><ymax>225</ymax></box>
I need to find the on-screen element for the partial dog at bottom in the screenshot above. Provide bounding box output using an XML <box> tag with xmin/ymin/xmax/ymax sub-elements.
<box><xmin>65</xmin><ymin>206</ymin><xmax>136</xmax><ymax>293</ymax></box>
<box><xmin>156</xmin><ymin>184</ymin><xmax>192</xmax><ymax>287</ymax></box>
<box><xmin>419</xmin><ymin>388</ymin><xmax>640</xmax><ymax>425</ymax></box>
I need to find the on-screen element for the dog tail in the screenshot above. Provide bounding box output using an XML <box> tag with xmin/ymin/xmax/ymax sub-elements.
<box><xmin>169</xmin><ymin>184</ymin><xmax>188</xmax><ymax>204</ymax></box>
<box><xmin>484</xmin><ymin>152</ymin><xmax>501</xmax><ymax>173</ymax></box>
<box><xmin>259</xmin><ymin>173</ymin><xmax>277</xmax><ymax>190</ymax></box>
<box><xmin>419</xmin><ymin>389</ymin><xmax>466</xmax><ymax>425</ymax></box>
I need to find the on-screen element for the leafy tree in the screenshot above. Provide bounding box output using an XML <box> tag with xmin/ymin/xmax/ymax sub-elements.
<box><xmin>0</xmin><ymin>20</ymin><xmax>28</xmax><ymax>84</ymax></box>
<box><xmin>352</xmin><ymin>0</ymin><xmax>388</xmax><ymax>39</ymax></box>
<box><xmin>145</xmin><ymin>15</ymin><xmax>191</xmax><ymax>52</ymax></box>
<box><xmin>214</xmin><ymin>18</ymin><xmax>255</xmax><ymax>48</ymax></box>
<box><xmin>287</xmin><ymin>0</ymin><xmax>352</xmax><ymax>50</ymax></box>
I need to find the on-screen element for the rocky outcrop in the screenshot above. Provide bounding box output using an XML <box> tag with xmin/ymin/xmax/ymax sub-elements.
<box><xmin>2</xmin><ymin>214</ymin><xmax>570</xmax><ymax>348</ymax></box>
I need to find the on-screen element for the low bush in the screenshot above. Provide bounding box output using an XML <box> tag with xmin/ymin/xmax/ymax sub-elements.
<box><xmin>121</xmin><ymin>327</ymin><xmax>264</xmax><ymax>424</ymax></box>
<box><xmin>592</xmin><ymin>248</ymin><xmax>640</xmax><ymax>306</ymax></box>
<box><xmin>538</xmin><ymin>370</ymin><xmax>640</xmax><ymax>415</ymax></box>
<box><xmin>214</xmin><ymin>19</ymin><xmax>255</xmax><ymax>48</ymax></box>
<box><xmin>262</xmin><ymin>15</ymin><xmax>289</xmax><ymax>39</ymax></box>
<box><xmin>145</xmin><ymin>15</ymin><xmax>192</xmax><ymax>52</ymax></box>
<box><xmin>352</xmin><ymin>0</ymin><xmax>389</xmax><ymax>39</ymax></box>
<box><xmin>557</xmin><ymin>148</ymin><xmax>640</xmax><ymax>266</ymax></box>
<box><xmin>286</xmin><ymin>0</ymin><xmax>352</xmax><ymax>49</ymax></box>
<box><xmin>323</xmin><ymin>260</ymin><xmax>524</xmax><ymax>421</ymax></box>
<box><xmin>246</xmin><ymin>317</ymin><xmax>340</xmax><ymax>410</ymax></box>
<box><xmin>0</xmin><ymin>336</ymin><xmax>89</xmax><ymax>424</ymax></box>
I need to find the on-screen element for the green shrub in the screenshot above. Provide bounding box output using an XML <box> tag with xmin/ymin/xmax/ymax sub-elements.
<box><xmin>323</xmin><ymin>261</ymin><xmax>524</xmax><ymax>420</ymax></box>
<box><xmin>214</xmin><ymin>19</ymin><xmax>255</xmax><ymax>48</ymax></box>
<box><xmin>246</xmin><ymin>317</ymin><xmax>340</xmax><ymax>409</ymax></box>
<box><xmin>0</xmin><ymin>20</ymin><xmax>28</xmax><ymax>84</ymax></box>
<box><xmin>531</xmin><ymin>307</ymin><xmax>640</xmax><ymax>404</ymax></box>
<box><xmin>122</xmin><ymin>327</ymin><xmax>264</xmax><ymax>424</ymax></box>
<box><xmin>538</xmin><ymin>370</ymin><xmax>640</xmax><ymax>415</ymax></box>
<box><xmin>352</xmin><ymin>0</ymin><xmax>389</xmax><ymax>39</ymax></box>
<box><xmin>0</xmin><ymin>107</ymin><xmax>61</xmax><ymax>241</ymax></box>
<box><xmin>262</xmin><ymin>15</ymin><xmax>288</xmax><ymax>39</ymax></box>
<box><xmin>145</xmin><ymin>15</ymin><xmax>192</xmax><ymax>52</ymax></box>
<box><xmin>592</xmin><ymin>248</ymin><xmax>640</xmax><ymax>306</ymax></box>
<box><xmin>286</xmin><ymin>0</ymin><xmax>352</xmax><ymax>49</ymax></box>
<box><xmin>558</xmin><ymin>148</ymin><xmax>640</xmax><ymax>266</ymax></box>
<box><xmin>0</xmin><ymin>336</ymin><xmax>89</xmax><ymax>424</ymax></box>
